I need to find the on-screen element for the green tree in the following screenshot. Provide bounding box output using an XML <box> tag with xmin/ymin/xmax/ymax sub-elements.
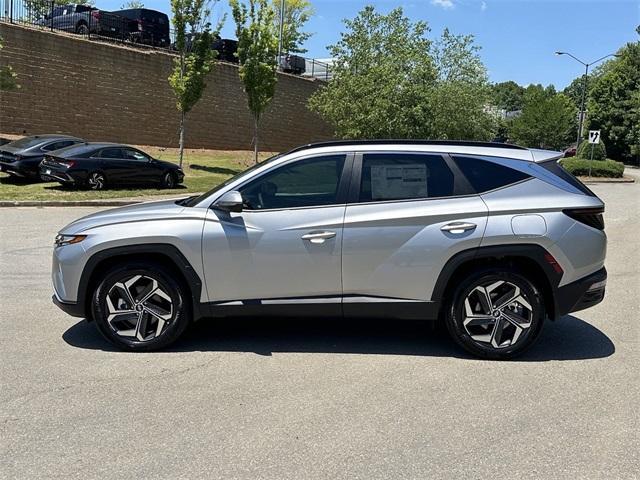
<box><xmin>309</xmin><ymin>6</ymin><xmax>494</xmax><ymax>141</ymax></box>
<box><xmin>429</xmin><ymin>28</ymin><xmax>495</xmax><ymax>140</ymax></box>
<box><xmin>273</xmin><ymin>0</ymin><xmax>314</xmax><ymax>54</ymax></box>
<box><xmin>121</xmin><ymin>1</ymin><xmax>145</xmax><ymax>8</ymax></box>
<box><xmin>586</xmin><ymin>42</ymin><xmax>640</xmax><ymax>163</ymax></box>
<box><xmin>0</xmin><ymin>36</ymin><xmax>19</xmax><ymax>91</ymax></box>
<box><xmin>509</xmin><ymin>86</ymin><xmax>576</xmax><ymax>150</ymax></box>
<box><xmin>169</xmin><ymin>0</ymin><xmax>221</xmax><ymax>167</ymax></box>
<box><xmin>491</xmin><ymin>81</ymin><xmax>525</xmax><ymax>111</ymax></box>
<box><xmin>231</xmin><ymin>0</ymin><xmax>279</xmax><ymax>163</ymax></box>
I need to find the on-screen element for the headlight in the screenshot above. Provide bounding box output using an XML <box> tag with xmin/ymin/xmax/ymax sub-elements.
<box><xmin>54</xmin><ymin>234</ymin><xmax>86</xmax><ymax>247</ymax></box>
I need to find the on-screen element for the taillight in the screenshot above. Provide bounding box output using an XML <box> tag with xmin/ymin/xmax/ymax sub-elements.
<box><xmin>563</xmin><ymin>207</ymin><xmax>605</xmax><ymax>230</ymax></box>
<box><xmin>137</xmin><ymin>19</ymin><xmax>143</xmax><ymax>31</ymax></box>
<box><xmin>91</xmin><ymin>10</ymin><xmax>100</xmax><ymax>20</ymax></box>
<box><xmin>59</xmin><ymin>160</ymin><xmax>76</xmax><ymax>169</ymax></box>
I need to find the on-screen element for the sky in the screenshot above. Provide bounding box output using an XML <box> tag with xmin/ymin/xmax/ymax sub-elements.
<box><xmin>98</xmin><ymin>0</ymin><xmax>639</xmax><ymax>89</ymax></box>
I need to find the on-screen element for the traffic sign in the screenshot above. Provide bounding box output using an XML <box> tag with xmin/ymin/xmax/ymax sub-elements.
<box><xmin>588</xmin><ymin>130</ymin><xmax>601</xmax><ymax>144</ymax></box>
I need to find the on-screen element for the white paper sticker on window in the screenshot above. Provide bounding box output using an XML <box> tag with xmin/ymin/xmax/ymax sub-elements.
<box><xmin>371</xmin><ymin>164</ymin><xmax>428</xmax><ymax>200</ymax></box>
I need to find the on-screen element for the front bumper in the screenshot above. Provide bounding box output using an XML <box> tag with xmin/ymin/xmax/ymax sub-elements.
<box><xmin>52</xmin><ymin>294</ymin><xmax>85</xmax><ymax>318</ymax></box>
<box><xmin>557</xmin><ymin>267</ymin><xmax>607</xmax><ymax>316</ymax></box>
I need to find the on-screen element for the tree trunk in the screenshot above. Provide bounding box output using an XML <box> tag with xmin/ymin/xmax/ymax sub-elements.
<box><xmin>253</xmin><ymin>114</ymin><xmax>259</xmax><ymax>164</ymax></box>
<box><xmin>179</xmin><ymin>111</ymin><xmax>185</xmax><ymax>168</ymax></box>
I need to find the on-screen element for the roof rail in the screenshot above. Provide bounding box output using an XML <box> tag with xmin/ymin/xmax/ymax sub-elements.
<box><xmin>286</xmin><ymin>139</ymin><xmax>529</xmax><ymax>155</ymax></box>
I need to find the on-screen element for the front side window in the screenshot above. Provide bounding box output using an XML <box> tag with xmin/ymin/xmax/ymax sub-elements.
<box><xmin>239</xmin><ymin>155</ymin><xmax>346</xmax><ymax>210</ymax></box>
<box><xmin>452</xmin><ymin>155</ymin><xmax>530</xmax><ymax>193</ymax></box>
<box><xmin>358</xmin><ymin>153</ymin><xmax>455</xmax><ymax>202</ymax></box>
<box><xmin>123</xmin><ymin>149</ymin><xmax>149</xmax><ymax>162</ymax></box>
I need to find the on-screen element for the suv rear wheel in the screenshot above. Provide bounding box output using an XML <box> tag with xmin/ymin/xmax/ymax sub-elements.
<box><xmin>91</xmin><ymin>262</ymin><xmax>190</xmax><ymax>351</ymax></box>
<box><xmin>445</xmin><ymin>268</ymin><xmax>545</xmax><ymax>359</ymax></box>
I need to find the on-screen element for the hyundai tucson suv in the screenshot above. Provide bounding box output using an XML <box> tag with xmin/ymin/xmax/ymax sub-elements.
<box><xmin>51</xmin><ymin>141</ymin><xmax>607</xmax><ymax>359</ymax></box>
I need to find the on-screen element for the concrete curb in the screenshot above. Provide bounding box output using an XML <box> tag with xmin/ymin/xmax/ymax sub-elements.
<box><xmin>580</xmin><ymin>177</ymin><xmax>635</xmax><ymax>184</ymax></box>
<box><xmin>0</xmin><ymin>200</ymin><xmax>144</xmax><ymax>207</ymax></box>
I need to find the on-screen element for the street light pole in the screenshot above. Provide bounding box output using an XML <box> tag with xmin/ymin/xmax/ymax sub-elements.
<box><xmin>277</xmin><ymin>0</ymin><xmax>285</xmax><ymax>70</ymax></box>
<box><xmin>555</xmin><ymin>51</ymin><xmax>620</xmax><ymax>149</ymax></box>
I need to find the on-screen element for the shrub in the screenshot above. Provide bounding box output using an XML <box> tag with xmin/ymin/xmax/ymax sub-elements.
<box><xmin>577</xmin><ymin>140</ymin><xmax>607</xmax><ymax>160</ymax></box>
<box><xmin>560</xmin><ymin>158</ymin><xmax>624</xmax><ymax>178</ymax></box>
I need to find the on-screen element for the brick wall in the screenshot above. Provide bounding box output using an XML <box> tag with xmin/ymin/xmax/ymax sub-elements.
<box><xmin>0</xmin><ymin>23</ymin><xmax>333</xmax><ymax>151</ymax></box>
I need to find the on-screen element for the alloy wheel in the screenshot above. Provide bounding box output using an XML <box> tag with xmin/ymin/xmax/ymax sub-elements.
<box><xmin>106</xmin><ymin>275</ymin><xmax>173</xmax><ymax>341</ymax></box>
<box><xmin>88</xmin><ymin>173</ymin><xmax>105</xmax><ymax>190</ymax></box>
<box><xmin>164</xmin><ymin>172</ymin><xmax>175</xmax><ymax>188</ymax></box>
<box><xmin>462</xmin><ymin>280</ymin><xmax>534</xmax><ymax>349</ymax></box>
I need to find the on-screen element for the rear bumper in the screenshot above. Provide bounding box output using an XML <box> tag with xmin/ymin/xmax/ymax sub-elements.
<box><xmin>557</xmin><ymin>267</ymin><xmax>607</xmax><ymax>316</ymax></box>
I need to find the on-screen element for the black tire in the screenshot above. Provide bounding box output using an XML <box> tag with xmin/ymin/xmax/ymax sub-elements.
<box><xmin>91</xmin><ymin>261</ymin><xmax>191</xmax><ymax>351</ymax></box>
<box><xmin>76</xmin><ymin>22</ymin><xmax>89</xmax><ymax>35</ymax></box>
<box><xmin>444</xmin><ymin>268</ymin><xmax>545</xmax><ymax>360</ymax></box>
<box><xmin>87</xmin><ymin>171</ymin><xmax>106</xmax><ymax>190</ymax></box>
<box><xmin>161</xmin><ymin>171</ymin><xmax>177</xmax><ymax>189</ymax></box>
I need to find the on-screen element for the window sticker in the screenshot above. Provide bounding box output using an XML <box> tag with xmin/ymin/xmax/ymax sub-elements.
<box><xmin>370</xmin><ymin>164</ymin><xmax>428</xmax><ymax>200</ymax></box>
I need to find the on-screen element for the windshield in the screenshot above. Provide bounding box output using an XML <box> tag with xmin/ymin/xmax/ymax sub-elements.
<box><xmin>184</xmin><ymin>154</ymin><xmax>283</xmax><ymax>207</ymax></box>
<box><xmin>6</xmin><ymin>136</ymin><xmax>47</xmax><ymax>150</ymax></box>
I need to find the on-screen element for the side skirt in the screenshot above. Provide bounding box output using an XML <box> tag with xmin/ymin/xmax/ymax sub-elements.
<box><xmin>202</xmin><ymin>296</ymin><xmax>440</xmax><ymax>321</ymax></box>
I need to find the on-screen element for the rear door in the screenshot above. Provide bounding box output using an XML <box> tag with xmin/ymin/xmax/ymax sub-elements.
<box><xmin>341</xmin><ymin>152</ymin><xmax>488</xmax><ymax>317</ymax></box>
<box><xmin>93</xmin><ymin>148</ymin><xmax>128</xmax><ymax>184</ymax></box>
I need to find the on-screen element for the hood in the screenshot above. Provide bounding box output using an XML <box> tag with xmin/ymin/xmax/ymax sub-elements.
<box><xmin>60</xmin><ymin>198</ymin><xmax>191</xmax><ymax>234</ymax></box>
<box><xmin>155</xmin><ymin>159</ymin><xmax>182</xmax><ymax>170</ymax></box>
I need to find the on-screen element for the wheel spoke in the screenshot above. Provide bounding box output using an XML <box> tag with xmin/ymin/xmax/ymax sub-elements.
<box><xmin>501</xmin><ymin>309</ymin><xmax>532</xmax><ymax>329</ymax></box>
<box><xmin>463</xmin><ymin>314</ymin><xmax>495</xmax><ymax>328</ymax></box>
<box><xmin>493</xmin><ymin>285</ymin><xmax>520</xmax><ymax>310</ymax></box>
<box><xmin>135</xmin><ymin>312</ymin><xmax>148</xmax><ymax>341</ymax></box>
<box><xmin>490</xmin><ymin>317</ymin><xmax>506</xmax><ymax>348</ymax></box>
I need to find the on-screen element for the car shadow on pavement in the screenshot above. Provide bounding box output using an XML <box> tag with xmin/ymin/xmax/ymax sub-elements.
<box><xmin>62</xmin><ymin>314</ymin><xmax>614</xmax><ymax>361</ymax></box>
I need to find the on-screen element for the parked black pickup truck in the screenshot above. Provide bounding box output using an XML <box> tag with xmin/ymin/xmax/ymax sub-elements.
<box><xmin>36</xmin><ymin>4</ymin><xmax>124</xmax><ymax>37</ymax></box>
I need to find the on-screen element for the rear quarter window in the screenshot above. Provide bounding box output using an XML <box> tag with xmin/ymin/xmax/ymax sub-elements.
<box><xmin>542</xmin><ymin>159</ymin><xmax>596</xmax><ymax>196</ymax></box>
<box><xmin>452</xmin><ymin>155</ymin><xmax>531</xmax><ymax>193</ymax></box>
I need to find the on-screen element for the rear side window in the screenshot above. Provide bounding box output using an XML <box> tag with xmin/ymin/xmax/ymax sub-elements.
<box><xmin>359</xmin><ymin>153</ymin><xmax>455</xmax><ymax>202</ymax></box>
<box><xmin>452</xmin><ymin>155</ymin><xmax>530</xmax><ymax>193</ymax></box>
<box><xmin>542</xmin><ymin>159</ymin><xmax>596</xmax><ymax>196</ymax></box>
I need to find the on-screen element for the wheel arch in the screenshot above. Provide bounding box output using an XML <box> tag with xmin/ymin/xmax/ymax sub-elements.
<box><xmin>78</xmin><ymin>244</ymin><xmax>207</xmax><ymax>322</ymax></box>
<box><xmin>432</xmin><ymin>244</ymin><xmax>563</xmax><ymax>321</ymax></box>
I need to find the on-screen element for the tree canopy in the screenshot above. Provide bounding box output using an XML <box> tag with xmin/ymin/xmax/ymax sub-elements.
<box><xmin>309</xmin><ymin>6</ymin><xmax>495</xmax><ymax>141</ymax></box>
<box><xmin>231</xmin><ymin>0</ymin><xmax>278</xmax><ymax>162</ymax></box>
<box><xmin>508</xmin><ymin>85</ymin><xmax>576</xmax><ymax>150</ymax></box>
<box><xmin>585</xmin><ymin>42</ymin><xmax>640</xmax><ymax>163</ymax></box>
<box><xmin>273</xmin><ymin>0</ymin><xmax>314</xmax><ymax>54</ymax></box>
<box><xmin>491</xmin><ymin>81</ymin><xmax>525</xmax><ymax>112</ymax></box>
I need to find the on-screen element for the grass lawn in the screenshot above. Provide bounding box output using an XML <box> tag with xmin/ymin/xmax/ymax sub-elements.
<box><xmin>0</xmin><ymin>147</ymin><xmax>275</xmax><ymax>201</ymax></box>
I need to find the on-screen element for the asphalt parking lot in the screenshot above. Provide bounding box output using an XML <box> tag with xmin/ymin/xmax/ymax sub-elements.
<box><xmin>1</xmin><ymin>177</ymin><xmax>638</xmax><ymax>479</ymax></box>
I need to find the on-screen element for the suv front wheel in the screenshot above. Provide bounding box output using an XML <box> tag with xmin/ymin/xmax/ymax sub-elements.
<box><xmin>445</xmin><ymin>268</ymin><xmax>545</xmax><ymax>359</ymax></box>
<box><xmin>91</xmin><ymin>262</ymin><xmax>190</xmax><ymax>351</ymax></box>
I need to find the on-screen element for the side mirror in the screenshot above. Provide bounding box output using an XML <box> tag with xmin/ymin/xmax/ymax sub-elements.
<box><xmin>213</xmin><ymin>190</ymin><xmax>243</xmax><ymax>213</ymax></box>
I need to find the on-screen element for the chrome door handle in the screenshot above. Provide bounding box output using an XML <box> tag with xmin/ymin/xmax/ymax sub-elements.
<box><xmin>301</xmin><ymin>231</ymin><xmax>337</xmax><ymax>244</ymax></box>
<box><xmin>441</xmin><ymin>222</ymin><xmax>477</xmax><ymax>234</ymax></box>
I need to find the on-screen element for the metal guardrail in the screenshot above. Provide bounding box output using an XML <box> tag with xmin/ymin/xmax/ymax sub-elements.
<box><xmin>0</xmin><ymin>0</ymin><xmax>332</xmax><ymax>80</ymax></box>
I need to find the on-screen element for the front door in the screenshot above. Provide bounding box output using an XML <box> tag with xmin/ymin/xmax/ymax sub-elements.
<box><xmin>202</xmin><ymin>154</ymin><xmax>351</xmax><ymax>316</ymax></box>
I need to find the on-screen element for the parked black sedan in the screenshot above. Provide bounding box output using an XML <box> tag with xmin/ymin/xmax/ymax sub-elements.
<box><xmin>40</xmin><ymin>143</ymin><xmax>185</xmax><ymax>190</ymax></box>
<box><xmin>0</xmin><ymin>135</ymin><xmax>84</xmax><ymax>180</ymax></box>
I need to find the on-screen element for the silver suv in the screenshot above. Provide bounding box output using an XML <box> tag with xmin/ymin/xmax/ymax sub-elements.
<box><xmin>52</xmin><ymin>141</ymin><xmax>607</xmax><ymax>359</ymax></box>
